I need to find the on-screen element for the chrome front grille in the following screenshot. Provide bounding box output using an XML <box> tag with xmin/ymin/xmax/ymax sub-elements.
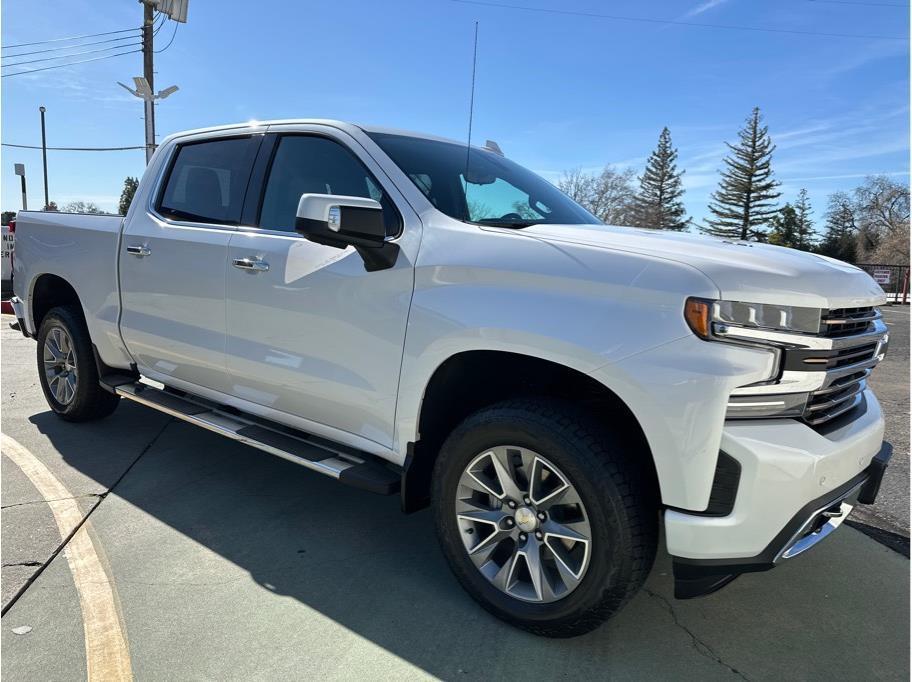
<box><xmin>726</xmin><ymin>306</ymin><xmax>888</xmax><ymax>428</ymax></box>
<box><xmin>820</xmin><ymin>306</ymin><xmax>878</xmax><ymax>337</ymax></box>
<box><xmin>803</xmin><ymin>370</ymin><xmax>870</xmax><ymax>425</ymax></box>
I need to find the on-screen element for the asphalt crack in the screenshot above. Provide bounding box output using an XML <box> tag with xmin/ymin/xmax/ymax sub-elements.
<box><xmin>645</xmin><ymin>588</ymin><xmax>750</xmax><ymax>680</ymax></box>
<box><xmin>2</xmin><ymin>493</ymin><xmax>102</xmax><ymax>510</ymax></box>
<box><xmin>1</xmin><ymin>418</ymin><xmax>173</xmax><ymax>617</ymax></box>
<box><xmin>3</xmin><ymin>561</ymin><xmax>42</xmax><ymax>568</ymax></box>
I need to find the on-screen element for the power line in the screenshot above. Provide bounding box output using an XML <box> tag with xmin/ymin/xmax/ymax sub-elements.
<box><xmin>449</xmin><ymin>0</ymin><xmax>908</xmax><ymax>40</ymax></box>
<box><xmin>3</xmin><ymin>42</ymin><xmax>142</xmax><ymax>69</ymax></box>
<box><xmin>153</xmin><ymin>12</ymin><xmax>167</xmax><ymax>35</ymax></box>
<box><xmin>2</xmin><ymin>49</ymin><xmax>141</xmax><ymax>78</ymax></box>
<box><xmin>4</xmin><ymin>34</ymin><xmax>141</xmax><ymax>59</ymax></box>
<box><xmin>2</xmin><ymin>26</ymin><xmax>141</xmax><ymax>50</ymax></box>
<box><xmin>2</xmin><ymin>143</ymin><xmax>146</xmax><ymax>151</ymax></box>
<box><xmin>808</xmin><ymin>0</ymin><xmax>909</xmax><ymax>7</ymax></box>
<box><xmin>154</xmin><ymin>21</ymin><xmax>179</xmax><ymax>53</ymax></box>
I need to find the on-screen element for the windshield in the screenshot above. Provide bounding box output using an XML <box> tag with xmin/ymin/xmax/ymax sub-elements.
<box><xmin>367</xmin><ymin>132</ymin><xmax>602</xmax><ymax>228</ymax></box>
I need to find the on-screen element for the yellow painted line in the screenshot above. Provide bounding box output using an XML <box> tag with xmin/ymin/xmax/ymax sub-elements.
<box><xmin>2</xmin><ymin>433</ymin><xmax>133</xmax><ymax>681</ymax></box>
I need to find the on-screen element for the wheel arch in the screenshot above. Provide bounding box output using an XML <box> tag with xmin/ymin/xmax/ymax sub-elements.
<box><xmin>30</xmin><ymin>273</ymin><xmax>85</xmax><ymax>332</ymax></box>
<box><xmin>400</xmin><ymin>349</ymin><xmax>658</xmax><ymax>513</ymax></box>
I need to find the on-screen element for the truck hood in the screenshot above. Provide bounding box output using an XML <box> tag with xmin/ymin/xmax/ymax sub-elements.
<box><xmin>519</xmin><ymin>224</ymin><xmax>886</xmax><ymax>309</ymax></box>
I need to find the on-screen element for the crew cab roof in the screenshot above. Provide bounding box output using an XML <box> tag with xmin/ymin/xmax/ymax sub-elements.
<box><xmin>158</xmin><ymin>119</ymin><xmax>466</xmax><ymax>148</ymax></box>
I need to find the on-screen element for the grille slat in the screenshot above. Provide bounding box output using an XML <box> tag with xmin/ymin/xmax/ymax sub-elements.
<box><xmin>806</xmin><ymin>380</ymin><xmax>866</xmax><ymax>413</ymax></box>
<box><xmin>820</xmin><ymin>306</ymin><xmax>877</xmax><ymax>337</ymax></box>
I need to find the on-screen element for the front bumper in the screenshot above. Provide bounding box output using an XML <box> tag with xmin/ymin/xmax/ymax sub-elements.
<box><xmin>665</xmin><ymin>390</ymin><xmax>891</xmax><ymax>598</ymax></box>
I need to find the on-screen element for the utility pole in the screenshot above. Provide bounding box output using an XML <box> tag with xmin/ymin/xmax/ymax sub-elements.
<box><xmin>141</xmin><ymin>1</ymin><xmax>156</xmax><ymax>163</ymax></box>
<box><xmin>39</xmin><ymin>106</ymin><xmax>49</xmax><ymax>209</ymax></box>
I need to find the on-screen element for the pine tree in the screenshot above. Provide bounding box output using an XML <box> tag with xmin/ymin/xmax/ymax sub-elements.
<box><xmin>768</xmin><ymin>203</ymin><xmax>799</xmax><ymax>248</ymax></box>
<box><xmin>633</xmin><ymin>127</ymin><xmax>689</xmax><ymax>230</ymax></box>
<box><xmin>818</xmin><ymin>191</ymin><xmax>857</xmax><ymax>263</ymax></box>
<box><xmin>704</xmin><ymin>107</ymin><xmax>781</xmax><ymax>241</ymax></box>
<box><xmin>119</xmin><ymin>176</ymin><xmax>139</xmax><ymax>216</ymax></box>
<box><xmin>793</xmin><ymin>188</ymin><xmax>815</xmax><ymax>251</ymax></box>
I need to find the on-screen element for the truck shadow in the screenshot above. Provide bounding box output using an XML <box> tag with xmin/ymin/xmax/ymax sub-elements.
<box><xmin>30</xmin><ymin>403</ymin><xmax>910</xmax><ymax>680</ymax></box>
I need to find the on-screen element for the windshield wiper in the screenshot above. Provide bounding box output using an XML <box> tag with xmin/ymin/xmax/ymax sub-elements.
<box><xmin>475</xmin><ymin>219</ymin><xmax>539</xmax><ymax>229</ymax></box>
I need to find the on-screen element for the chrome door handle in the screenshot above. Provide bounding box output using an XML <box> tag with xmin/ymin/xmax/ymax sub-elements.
<box><xmin>126</xmin><ymin>244</ymin><xmax>151</xmax><ymax>257</ymax></box>
<box><xmin>232</xmin><ymin>257</ymin><xmax>269</xmax><ymax>272</ymax></box>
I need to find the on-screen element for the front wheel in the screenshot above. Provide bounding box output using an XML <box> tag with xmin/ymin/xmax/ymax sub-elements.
<box><xmin>36</xmin><ymin>306</ymin><xmax>120</xmax><ymax>422</ymax></box>
<box><xmin>432</xmin><ymin>399</ymin><xmax>657</xmax><ymax>637</ymax></box>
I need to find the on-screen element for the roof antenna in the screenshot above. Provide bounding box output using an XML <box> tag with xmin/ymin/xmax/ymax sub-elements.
<box><xmin>464</xmin><ymin>20</ymin><xmax>479</xmax><ymax>209</ymax></box>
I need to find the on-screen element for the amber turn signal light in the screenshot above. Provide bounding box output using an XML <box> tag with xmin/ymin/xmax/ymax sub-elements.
<box><xmin>684</xmin><ymin>298</ymin><xmax>712</xmax><ymax>339</ymax></box>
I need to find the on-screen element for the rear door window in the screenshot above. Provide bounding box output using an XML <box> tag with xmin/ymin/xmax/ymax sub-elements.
<box><xmin>158</xmin><ymin>136</ymin><xmax>260</xmax><ymax>225</ymax></box>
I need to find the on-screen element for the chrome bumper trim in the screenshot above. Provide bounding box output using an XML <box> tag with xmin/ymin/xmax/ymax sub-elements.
<box><xmin>775</xmin><ymin>480</ymin><xmax>864</xmax><ymax>562</ymax></box>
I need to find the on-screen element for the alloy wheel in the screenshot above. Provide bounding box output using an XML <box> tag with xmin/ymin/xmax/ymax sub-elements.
<box><xmin>455</xmin><ymin>446</ymin><xmax>592</xmax><ymax>603</ymax></box>
<box><xmin>43</xmin><ymin>326</ymin><xmax>78</xmax><ymax>405</ymax></box>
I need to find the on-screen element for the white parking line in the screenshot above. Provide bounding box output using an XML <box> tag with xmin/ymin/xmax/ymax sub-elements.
<box><xmin>2</xmin><ymin>433</ymin><xmax>133</xmax><ymax>681</ymax></box>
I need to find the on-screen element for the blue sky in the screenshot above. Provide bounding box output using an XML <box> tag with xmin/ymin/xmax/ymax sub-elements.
<box><xmin>2</xmin><ymin>0</ymin><xmax>909</xmax><ymax>233</ymax></box>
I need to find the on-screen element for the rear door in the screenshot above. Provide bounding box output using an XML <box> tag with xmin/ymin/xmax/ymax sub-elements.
<box><xmin>119</xmin><ymin>130</ymin><xmax>263</xmax><ymax>394</ymax></box>
<box><xmin>224</xmin><ymin>125</ymin><xmax>421</xmax><ymax>448</ymax></box>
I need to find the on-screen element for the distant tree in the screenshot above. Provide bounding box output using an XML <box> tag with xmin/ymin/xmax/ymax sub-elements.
<box><xmin>817</xmin><ymin>191</ymin><xmax>857</xmax><ymax>263</ymax></box>
<box><xmin>62</xmin><ymin>201</ymin><xmax>102</xmax><ymax>214</ymax></box>
<box><xmin>558</xmin><ymin>166</ymin><xmax>637</xmax><ymax>225</ymax></box>
<box><xmin>703</xmin><ymin>107</ymin><xmax>781</xmax><ymax>241</ymax></box>
<box><xmin>768</xmin><ymin>203</ymin><xmax>800</xmax><ymax>248</ymax></box>
<box><xmin>2</xmin><ymin>211</ymin><xmax>16</xmax><ymax>226</ymax></box>
<box><xmin>44</xmin><ymin>202</ymin><xmax>59</xmax><ymax>211</ymax></box>
<box><xmin>852</xmin><ymin>175</ymin><xmax>910</xmax><ymax>265</ymax></box>
<box><xmin>119</xmin><ymin>176</ymin><xmax>139</xmax><ymax>216</ymax></box>
<box><xmin>632</xmin><ymin>127</ymin><xmax>689</xmax><ymax>230</ymax></box>
<box><xmin>793</xmin><ymin>188</ymin><xmax>815</xmax><ymax>251</ymax></box>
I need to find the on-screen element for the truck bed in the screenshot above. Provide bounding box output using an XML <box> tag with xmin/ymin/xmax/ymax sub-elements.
<box><xmin>12</xmin><ymin>210</ymin><xmax>132</xmax><ymax>369</ymax></box>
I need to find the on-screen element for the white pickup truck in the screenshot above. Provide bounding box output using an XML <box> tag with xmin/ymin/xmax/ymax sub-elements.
<box><xmin>10</xmin><ymin>119</ymin><xmax>892</xmax><ymax>637</ymax></box>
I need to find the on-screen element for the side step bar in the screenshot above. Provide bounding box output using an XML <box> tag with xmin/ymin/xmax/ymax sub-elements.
<box><xmin>114</xmin><ymin>382</ymin><xmax>400</xmax><ymax>495</ymax></box>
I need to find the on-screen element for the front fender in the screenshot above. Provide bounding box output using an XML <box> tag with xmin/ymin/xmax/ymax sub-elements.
<box><xmin>393</xmin><ymin>219</ymin><xmax>733</xmax><ymax>467</ymax></box>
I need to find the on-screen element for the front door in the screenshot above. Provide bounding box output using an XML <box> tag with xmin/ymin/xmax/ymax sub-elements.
<box><xmin>120</xmin><ymin>132</ymin><xmax>263</xmax><ymax>394</ymax></box>
<box><xmin>224</xmin><ymin>127</ymin><xmax>420</xmax><ymax>448</ymax></box>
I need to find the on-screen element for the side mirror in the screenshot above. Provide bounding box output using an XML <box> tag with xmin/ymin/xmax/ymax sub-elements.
<box><xmin>295</xmin><ymin>194</ymin><xmax>398</xmax><ymax>271</ymax></box>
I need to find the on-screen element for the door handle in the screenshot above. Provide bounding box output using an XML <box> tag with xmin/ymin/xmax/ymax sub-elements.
<box><xmin>232</xmin><ymin>257</ymin><xmax>269</xmax><ymax>272</ymax></box>
<box><xmin>126</xmin><ymin>244</ymin><xmax>151</xmax><ymax>257</ymax></box>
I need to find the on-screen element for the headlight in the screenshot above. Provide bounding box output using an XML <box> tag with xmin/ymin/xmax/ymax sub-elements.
<box><xmin>684</xmin><ymin>298</ymin><xmax>821</xmax><ymax>339</ymax></box>
<box><xmin>684</xmin><ymin>298</ymin><xmax>816</xmax><ymax>419</ymax></box>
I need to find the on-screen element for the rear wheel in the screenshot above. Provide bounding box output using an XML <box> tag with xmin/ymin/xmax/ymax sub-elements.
<box><xmin>36</xmin><ymin>306</ymin><xmax>120</xmax><ymax>422</ymax></box>
<box><xmin>432</xmin><ymin>398</ymin><xmax>657</xmax><ymax>637</ymax></box>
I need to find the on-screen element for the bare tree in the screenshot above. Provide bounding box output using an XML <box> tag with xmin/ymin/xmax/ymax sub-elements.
<box><xmin>62</xmin><ymin>201</ymin><xmax>103</xmax><ymax>214</ymax></box>
<box><xmin>558</xmin><ymin>166</ymin><xmax>637</xmax><ymax>225</ymax></box>
<box><xmin>853</xmin><ymin>176</ymin><xmax>910</xmax><ymax>265</ymax></box>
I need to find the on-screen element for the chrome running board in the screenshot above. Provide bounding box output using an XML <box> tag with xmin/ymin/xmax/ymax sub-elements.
<box><xmin>114</xmin><ymin>381</ymin><xmax>400</xmax><ymax>495</ymax></box>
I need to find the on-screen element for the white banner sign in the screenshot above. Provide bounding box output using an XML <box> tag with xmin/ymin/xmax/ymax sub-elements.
<box><xmin>1</xmin><ymin>226</ymin><xmax>13</xmax><ymax>282</ymax></box>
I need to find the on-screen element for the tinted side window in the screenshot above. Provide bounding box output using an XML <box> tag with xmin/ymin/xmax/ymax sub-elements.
<box><xmin>258</xmin><ymin>135</ymin><xmax>400</xmax><ymax>235</ymax></box>
<box><xmin>158</xmin><ymin>136</ymin><xmax>260</xmax><ymax>225</ymax></box>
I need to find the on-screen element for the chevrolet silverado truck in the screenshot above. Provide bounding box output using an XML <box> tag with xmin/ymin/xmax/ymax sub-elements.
<box><xmin>10</xmin><ymin>120</ymin><xmax>892</xmax><ymax>637</ymax></box>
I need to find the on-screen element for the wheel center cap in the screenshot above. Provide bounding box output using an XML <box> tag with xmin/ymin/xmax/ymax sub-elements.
<box><xmin>514</xmin><ymin>506</ymin><xmax>538</xmax><ymax>532</ymax></box>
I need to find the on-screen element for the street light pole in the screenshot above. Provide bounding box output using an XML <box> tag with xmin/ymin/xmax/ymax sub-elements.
<box><xmin>39</xmin><ymin>106</ymin><xmax>49</xmax><ymax>209</ymax></box>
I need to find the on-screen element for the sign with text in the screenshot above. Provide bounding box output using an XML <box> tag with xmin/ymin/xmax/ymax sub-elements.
<box><xmin>872</xmin><ymin>268</ymin><xmax>891</xmax><ymax>285</ymax></box>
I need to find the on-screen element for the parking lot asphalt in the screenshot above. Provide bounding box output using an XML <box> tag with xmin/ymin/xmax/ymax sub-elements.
<box><xmin>1</xmin><ymin>311</ymin><xmax>909</xmax><ymax>681</ymax></box>
<box><xmin>859</xmin><ymin>306</ymin><xmax>910</xmax><ymax>537</ymax></box>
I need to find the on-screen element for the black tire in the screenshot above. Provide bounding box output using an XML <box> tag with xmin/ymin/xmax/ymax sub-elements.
<box><xmin>431</xmin><ymin>398</ymin><xmax>658</xmax><ymax>638</ymax></box>
<box><xmin>36</xmin><ymin>305</ymin><xmax>120</xmax><ymax>422</ymax></box>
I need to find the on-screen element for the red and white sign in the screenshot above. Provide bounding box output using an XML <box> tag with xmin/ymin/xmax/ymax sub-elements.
<box><xmin>872</xmin><ymin>268</ymin><xmax>891</xmax><ymax>285</ymax></box>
